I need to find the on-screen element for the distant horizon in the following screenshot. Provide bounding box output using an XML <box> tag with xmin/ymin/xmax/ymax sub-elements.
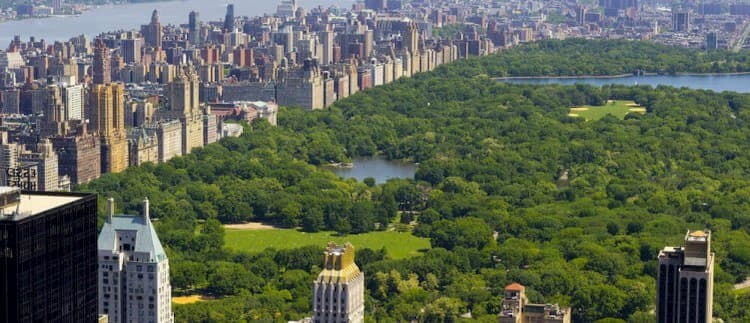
<box><xmin>0</xmin><ymin>0</ymin><xmax>353</xmax><ymax>44</ymax></box>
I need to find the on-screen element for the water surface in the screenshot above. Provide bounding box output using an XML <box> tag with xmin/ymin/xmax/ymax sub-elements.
<box><xmin>329</xmin><ymin>156</ymin><xmax>416</xmax><ymax>184</ymax></box>
<box><xmin>0</xmin><ymin>0</ymin><xmax>351</xmax><ymax>44</ymax></box>
<box><xmin>500</xmin><ymin>74</ymin><xmax>750</xmax><ymax>93</ymax></box>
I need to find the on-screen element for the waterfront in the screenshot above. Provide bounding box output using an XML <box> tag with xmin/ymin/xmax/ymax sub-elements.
<box><xmin>328</xmin><ymin>156</ymin><xmax>417</xmax><ymax>184</ymax></box>
<box><xmin>0</xmin><ymin>0</ymin><xmax>350</xmax><ymax>44</ymax></box>
<box><xmin>500</xmin><ymin>74</ymin><xmax>750</xmax><ymax>93</ymax></box>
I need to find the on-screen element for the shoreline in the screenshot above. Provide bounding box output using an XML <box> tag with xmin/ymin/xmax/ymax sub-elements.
<box><xmin>0</xmin><ymin>1</ymin><xmax>172</xmax><ymax>25</ymax></box>
<box><xmin>495</xmin><ymin>71</ymin><xmax>750</xmax><ymax>80</ymax></box>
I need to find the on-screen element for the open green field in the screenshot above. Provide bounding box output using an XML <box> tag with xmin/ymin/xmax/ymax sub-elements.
<box><xmin>569</xmin><ymin>100</ymin><xmax>646</xmax><ymax>121</ymax></box>
<box><xmin>224</xmin><ymin>229</ymin><xmax>431</xmax><ymax>259</ymax></box>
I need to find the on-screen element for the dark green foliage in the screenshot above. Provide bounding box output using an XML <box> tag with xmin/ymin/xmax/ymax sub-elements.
<box><xmin>80</xmin><ymin>39</ymin><xmax>750</xmax><ymax>321</ymax></box>
<box><xmin>438</xmin><ymin>38</ymin><xmax>750</xmax><ymax>77</ymax></box>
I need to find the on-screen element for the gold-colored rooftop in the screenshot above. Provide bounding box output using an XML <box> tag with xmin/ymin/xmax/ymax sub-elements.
<box><xmin>316</xmin><ymin>242</ymin><xmax>362</xmax><ymax>283</ymax></box>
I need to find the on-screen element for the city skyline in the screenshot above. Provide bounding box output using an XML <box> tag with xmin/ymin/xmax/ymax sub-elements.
<box><xmin>0</xmin><ymin>0</ymin><xmax>748</xmax><ymax>321</ymax></box>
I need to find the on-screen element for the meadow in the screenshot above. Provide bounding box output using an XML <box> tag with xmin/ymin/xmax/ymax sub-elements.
<box><xmin>224</xmin><ymin>228</ymin><xmax>431</xmax><ymax>259</ymax></box>
<box><xmin>568</xmin><ymin>100</ymin><xmax>646</xmax><ymax>120</ymax></box>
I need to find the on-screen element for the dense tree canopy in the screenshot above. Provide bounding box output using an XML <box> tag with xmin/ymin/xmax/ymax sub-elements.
<box><xmin>441</xmin><ymin>38</ymin><xmax>750</xmax><ymax>77</ymax></box>
<box><xmin>80</xmin><ymin>39</ymin><xmax>750</xmax><ymax>322</ymax></box>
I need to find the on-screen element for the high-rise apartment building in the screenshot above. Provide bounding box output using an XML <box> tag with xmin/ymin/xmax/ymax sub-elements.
<box><xmin>365</xmin><ymin>0</ymin><xmax>387</xmax><ymax>11</ymax></box>
<box><xmin>141</xmin><ymin>10</ymin><xmax>163</xmax><ymax>48</ymax></box>
<box><xmin>657</xmin><ymin>230</ymin><xmax>714</xmax><ymax>323</ymax></box>
<box><xmin>89</xmin><ymin>83</ymin><xmax>124</xmax><ymax>138</ymax></box>
<box><xmin>167</xmin><ymin>68</ymin><xmax>203</xmax><ymax>155</ymax></box>
<box><xmin>672</xmin><ymin>10</ymin><xmax>691</xmax><ymax>32</ymax></box>
<box><xmin>52</xmin><ymin>131</ymin><xmax>101</xmax><ymax>185</ymax></box>
<box><xmin>188</xmin><ymin>11</ymin><xmax>201</xmax><ymax>45</ymax></box>
<box><xmin>18</xmin><ymin>139</ymin><xmax>59</xmax><ymax>191</ymax></box>
<box><xmin>313</xmin><ymin>242</ymin><xmax>365</xmax><ymax>323</ymax></box>
<box><xmin>121</xmin><ymin>36</ymin><xmax>143</xmax><ymax>64</ymax></box>
<box><xmin>0</xmin><ymin>188</ymin><xmax>98</xmax><ymax>322</ymax></box>
<box><xmin>276</xmin><ymin>0</ymin><xmax>297</xmax><ymax>17</ymax></box>
<box><xmin>277</xmin><ymin>58</ymin><xmax>324</xmax><ymax>110</ymax></box>
<box><xmin>89</xmin><ymin>83</ymin><xmax>129</xmax><ymax>173</ymax></box>
<box><xmin>63</xmin><ymin>83</ymin><xmax>84</xmax><ymax>120</ymax></box>
<box><xmin>98</xmin><ymin>198</ymin><xmax>173</xmax><ymax>323</ymax></box>
<box><xmin>93</xmin><ymin>39</ymin><xmax>111</xmax><ymax>85</ymax></box>
<box><xmin>224</xmin><ymin>4</ymin><xmax>235</xmax><ymax>31</ymax></box>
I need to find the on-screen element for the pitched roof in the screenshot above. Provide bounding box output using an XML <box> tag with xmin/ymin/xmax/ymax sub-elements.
<box><xmin>98</xmin><ymin>215</ymin><xmax>167</xmax><ymax>263</ymax></box>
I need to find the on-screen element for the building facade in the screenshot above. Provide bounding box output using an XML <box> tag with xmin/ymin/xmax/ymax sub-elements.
<box><xmin>498</xmin><ymin>283</ymin><xmax>570</xmax><ymax>323</ymax></box>
<box><xmin>52</xmin><ymin>132</ymin><xmax>101</xmax><ymax>185</ymax></box>
<box><xmin>97</xmin><ymin>198</ymin><xmax>173</xmax><ymax>323</ymax></box>
<box><xmin>313</xmin><ymin>242</ymin><xmax>365</xmax><ymax>323</ymax></box>
<box><xmin>0</xmin><ymin>188</ymin><xmax>98</xmax><ymax>322</ymax></box>
<box><xmin>657</xmin><ymin>230</ymin><xmax>714</xmax><ymax>323</ymax></box>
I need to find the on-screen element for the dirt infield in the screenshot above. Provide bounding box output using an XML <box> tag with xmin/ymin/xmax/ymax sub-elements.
<box><xmin>223</xmin><ymin>222</ymin><xmax>279</xmax><ymax>230</ymax></box>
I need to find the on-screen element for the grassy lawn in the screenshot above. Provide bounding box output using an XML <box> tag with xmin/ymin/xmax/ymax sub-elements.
<box><xmin>173</xmin><ymin>295</ymin><xmax>215</xmax><ymax>305</ymax></box>
<box><xmin>569</xmin><ymin>100</ymin><xmax>646</xmax><ymax>121</ymax></box>
<box><xmin>224</xmin><ymin>229</ymin><xmax>430</xmax><ymax>259</ymax></box>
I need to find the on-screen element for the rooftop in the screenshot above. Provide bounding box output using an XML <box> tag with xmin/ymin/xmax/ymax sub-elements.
<box><xmin>0</xmin><ymin>189</ymin><xmax>86</xmax><ymax>221</ymax></box>
<box><xmin>505</xmin><ymin>282</ymin><xmax>526</xmax><ymax>291</ymax></box>
<box><xmin>686</xmin><ymin>229</ymin><xmax>710</xmax><ymax>242</ymax></box>
<box><xmin>98</xmin><ymin>214</ymin><xmax>167</xmax><ymax>263</ymax></box>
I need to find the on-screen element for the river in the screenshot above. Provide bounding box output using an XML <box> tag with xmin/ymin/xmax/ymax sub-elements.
<box><xmin>329</xmin><ymin>156</ymin><xmax>417</xmax><ymax>184</ymax></box>
<box><xmin>500</xmin><ymin>74</ymin><xmax>750</xmax><ymax>93</ymax></box>
<box><xmin>0</xmin><ymin>0</ymin><xmax>352</xmax><ymax>44</ymax></box>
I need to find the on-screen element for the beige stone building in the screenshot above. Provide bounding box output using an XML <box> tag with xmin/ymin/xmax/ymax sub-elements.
<box><xmin>88</xmin><ymin>83</ymin><xmax>129</xmax><ymax>174</ymax></box>
<box><xmin>313</xmin><ymin>243</ymin><xmax>365</xmax><ymax>323</ymax></box>
<box><xmin>499</xmin><ymin>283</ymin><xmax>570</xmax><ymax>323</ymax></box>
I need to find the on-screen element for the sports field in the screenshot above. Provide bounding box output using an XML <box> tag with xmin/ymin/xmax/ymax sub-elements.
<box><xmin>224</xmin><ymin>228</ymin><xmax>430</xmax><ymax>259</ymax></box>
<box><xmin>568</xmin><ymin>100</ymin><xmax>646</xmax><ymax>121</ymax></box>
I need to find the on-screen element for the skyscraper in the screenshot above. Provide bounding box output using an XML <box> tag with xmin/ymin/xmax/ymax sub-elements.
<box><xmin>672</xmin><ymin>10</ymin><xmax>691</xmax><ymax>32</ymax></box>
<box><xmin>657</xmin><ymin>230</ymin><xmax>715</xmax><ymax>323</ymax></box>
<box><xmin>313</xmin><ymin>242</ymin><xmax>365</xmax><ymax>323</ymax></box>
<box><xmin>0</xmin><ymin>188</ymin><xmax>98</xmax><ymax>322</ymax></box>
<box><xmin>121</xmin><ymin>36</ymin><xmax>143</xmax><ymax>64</ymax></box>
<box><xmin>277</xmin><ymin>0</ymin><xmax>297</xmax><ymax>17</ymax></box>
<box><xmin>89</xmin><ymin>83</ymin><xmax>129</xmax><ymax>173</ymax></box>
<box><xmin>93</xmin><ymin>39</ymin><xmax>111</xmax><ymax>85</ymax></box>
<box><xmin>403</xmin><ymin>22</ymin><xmax>419</xmax><ymax>55</ymax></box>
<box><xmin>98</xmin><ymin>198</ymin><xmax>173</xmax><ymax>323</ymax></box>
<box><xmin>706</xmin><ymin>32</ymin><xmax>718</xmax><ymax>50</ymax></box>
<box><xmin>18</xmin><ymin>139</ymin><xmax>59</xmax><ymax>191</ymax></box>
<box><xmin>365</xmin><ymin>0</ymin><xmax>387</xmax><ymax>11</ymax></box>
<box><xmin>224</xmin><ymin>4</ymin><xmax>235</xmax><ymax>31</ymax></box>
<box><xmin>141</xmin><ymin>10</ymin><xmax>163</xmax><ymax>48</ymax></box>
<box><xmin>188</xmin><ymin>11</ymin><xmax>201</xmax><ymax>45</ymax></box>
<box><xmin>166</xmin><ymin>67</ymin><xmax>203</xmax><ymax>155</ymax></box>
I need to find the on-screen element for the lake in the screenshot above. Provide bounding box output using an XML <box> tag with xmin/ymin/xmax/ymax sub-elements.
<box><xmin>329</xmin><ymin>156</ymin><xmax>416</xmax><ymax>184</ymax></box>
<box><xmin>500</xmin><ymin>74</ymin><xmax>750</xmax><ymax>93</ymax></box>
<box><xmin>0</xmin><ymin>0</ymin><xmax>351</xmax><ymax>44</ymax></box>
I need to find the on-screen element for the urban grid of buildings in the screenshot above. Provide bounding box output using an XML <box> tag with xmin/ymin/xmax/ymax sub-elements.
<box><xmin>0</xmin><ymin>0</ymin><xmax>726</xmax><ymax>322</ymax></box>
<box><xmin>0</xmin><ymin>0</ymin><xmax>746</xmax><ymax>190</ymax></box>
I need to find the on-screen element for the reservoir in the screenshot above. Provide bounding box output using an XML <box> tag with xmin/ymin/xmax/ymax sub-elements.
<box><xmin>329</xmin><ymin>156</ymin><xmax>417</xmax><ymax>184</ymax></box>
<box><xmin>500</xmin><ymin>74</ymin><xmax>750</xmax><ymax>93</ymax></box>
<box><xmin>0</xmin><ymin>0</ymin><xmax>350</xmax><ymax>44</ymax></box>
